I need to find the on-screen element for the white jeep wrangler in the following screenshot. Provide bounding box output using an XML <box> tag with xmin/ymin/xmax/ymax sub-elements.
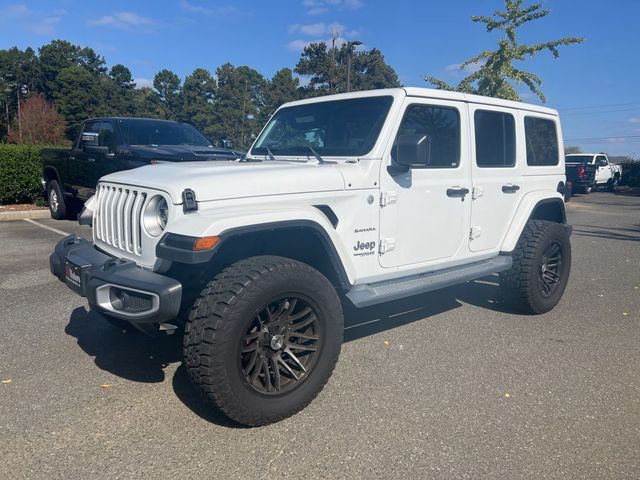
<box><xmin>50</xmin><ymin>88</ymin><xmax>572</xmax><ymax>426</ymax></box>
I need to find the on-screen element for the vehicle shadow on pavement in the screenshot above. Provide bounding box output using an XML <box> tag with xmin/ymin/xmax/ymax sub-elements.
<box><xmin>65</xmin><ymin>307</ymin><xmax>245</xmax><ymax>428</ymax></box>
<box><xmin>65</xmin><ymin>307</ymin><xmax>182</xmax><ymax>383</ymax></box>
<box><xmin>343</xmin><ymin>275</ymin><xmax>516</xmax><ymax>342</ymax></box>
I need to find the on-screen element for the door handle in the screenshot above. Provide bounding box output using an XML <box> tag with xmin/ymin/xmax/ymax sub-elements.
<box><xmin>68</xmin><ymin>156</ymin><xmax>75</xmax><ymax>161</ymax></box>
<box><xmin>502</xmin><ymin>184</ymin><xmax>520</xmax><ymax>193</ymax></box>
<box><xmin>446</xmin><ymin>187</ymin><xmax>470</xmax><ymax>198</ymax></box>
<box><xmin>87</xmin><ymin>158</ymin><xmax>96</xmax><ymax>163</ymax></box>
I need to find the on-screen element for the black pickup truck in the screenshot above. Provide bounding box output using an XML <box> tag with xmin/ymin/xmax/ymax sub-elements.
<box><xmin>42</xmin><ymin>117</ymin><xmax>242</xmax><ymax>219</ymax></box>
<box><xmin>565</xmin><ymin>154</ymin><xmax>597</xmax><ymax>194</ymax></box>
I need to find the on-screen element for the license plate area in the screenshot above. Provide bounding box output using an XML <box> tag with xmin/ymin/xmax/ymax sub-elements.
<box><xmin>64</xmin><ymin>261</ymin><xmax>83</xmax><ymax>295</ymax></box>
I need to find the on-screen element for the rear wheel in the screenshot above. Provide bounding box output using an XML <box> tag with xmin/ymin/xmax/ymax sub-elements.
<box><xmin>183</xmin><ymin>256</ymin><xmax>343</xmax><ymax>426</ymax></box>
<box><xmin>47</xmin><ymin>180</ymin><xmax>67</xmax><ymax>220</ymax></box>
<box><xmin>579</xmin><ymin>184</ymin><xmax>592</xmax><ymax>194</ymax></box>
<box><xmin>500</xmin><ymin>220</ymin><xmax>571</xmax><ymax>314</ymax></box>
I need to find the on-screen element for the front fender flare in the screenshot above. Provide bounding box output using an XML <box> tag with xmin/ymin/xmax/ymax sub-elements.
<box><xmin>162</xmin><ymin>206</ymin><xmax>356</xmax><ymax>286</ymax></box>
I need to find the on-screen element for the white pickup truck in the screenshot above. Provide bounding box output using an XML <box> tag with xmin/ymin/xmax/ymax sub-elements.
<box><xmin>50</xmin><ymin>88</ymin><xmax>572</xmax><ymax>426</ymax></box>
<box><xmin>565</xmin><ymin>153</ymin><xmax>622</xmax><ymax>193</ymax></box>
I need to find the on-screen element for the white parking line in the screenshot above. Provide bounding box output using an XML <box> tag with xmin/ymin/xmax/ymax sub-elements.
<box><xmin>23</xmin><ymin>219</ymin><xmax>68</xmax><ymax>236</ymax></box>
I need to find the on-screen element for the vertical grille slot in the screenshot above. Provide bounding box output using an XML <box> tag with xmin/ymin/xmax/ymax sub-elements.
<box><xmin>94</xmin><ymin>183</ymin><xmax>148</xmax><ymax>257</ymax></box>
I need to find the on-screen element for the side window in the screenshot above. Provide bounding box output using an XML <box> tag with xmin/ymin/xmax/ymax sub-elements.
<box><xmin>595</xmin><ymin>155</ymin><xmax>607</xmax><ymax>166</ymax></box>
<box><xmin>524</xmin><ymin>117</ymin><xmax>559</xmax><ymax>166</ymax></box>
<box><xmin>392</xmin><ymin>104</ymin><xmax>460</xmax><ymax>168</ymax></box>
<box><xmin>474</xmin><ymin>110</ymin><xmax>516</xmax><ymax>167</ymax></box>
<box><xmin>97</xmin><ymin>121</ymin><xmax>116</xmax><ymax>153</ymax></box>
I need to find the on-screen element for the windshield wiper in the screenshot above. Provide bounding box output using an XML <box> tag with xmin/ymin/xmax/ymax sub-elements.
<box><xmin>306</xmin><ymin>145</ymin><xmax>334</xmax><ymax>164</ymax></box>
<box><xmin>266</xmin><ymin>146</ymin><xmax>276</xmax><ymax>161</ymax></box>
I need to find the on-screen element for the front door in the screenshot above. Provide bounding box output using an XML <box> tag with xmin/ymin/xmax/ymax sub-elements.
<box><xmin>468</xmin><ymin>105</ymin><xmax>523</xmax><ymax>252</ymax></box>
<box><xmin>74</xmin><ymin>120</ymin><xmax>116</xmax><ymax>198</ymax></box>
<box><xmin>379</xmin><ymin>98</ymin><xmax>471</xmax><ymax>268</ymax></box>
<box><xmin>594</xmin><ymin>155</ymin><xmax>609</xmax><ymax>184</ymax></box>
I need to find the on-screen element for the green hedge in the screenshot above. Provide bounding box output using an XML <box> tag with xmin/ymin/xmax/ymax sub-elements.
<box><xmin>0</xmin><ymin>145</ymin><xmax>45</xmax><ymax>204</ymax></box>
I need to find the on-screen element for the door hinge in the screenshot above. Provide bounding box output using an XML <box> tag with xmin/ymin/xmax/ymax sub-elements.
<box><xmin>472</xmin><ymin>186</ymin><xmax>484</xmax><ymax>200</ymax></box>
<box><xmin>380</xmin><ymin>190</ymin><xmax>397</xmax><ymax>207</ymax></box>
<box><xmin>379</xmin><ymin>238</ymin><xmax>396</xmax><ymax>254</ymax></box>
<box><xmin>469</xmin><ymin>226</ymin><xmax>482</xmax><ymax>240</ymax></box>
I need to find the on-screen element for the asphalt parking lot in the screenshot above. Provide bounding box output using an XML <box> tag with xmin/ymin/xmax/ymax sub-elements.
<box><xmin>1</xmin><ymin>191</ymin><xmax>639</xmax><ymax>479</ymax></box>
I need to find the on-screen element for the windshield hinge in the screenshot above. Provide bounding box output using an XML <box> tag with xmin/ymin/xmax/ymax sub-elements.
<box><xmin>182</xmin><ymin>189</ymin><xmax>198</xmax><ymax>213</ymax></box>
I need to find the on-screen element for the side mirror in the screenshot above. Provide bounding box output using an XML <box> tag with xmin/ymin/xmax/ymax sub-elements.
<box><xmin>397</xmin><ymin>133</ymin><xmax>431</xmax><ymax>166</ymax></box>
<box><xmin>81</xmin><ymin>132</ymin><xmax>99</xmax><ymax>150</ymax></box>
<box><xmin>388</xmin><ymin>134</ymin><xmax>431</xmax><ymax>175</ymax></box>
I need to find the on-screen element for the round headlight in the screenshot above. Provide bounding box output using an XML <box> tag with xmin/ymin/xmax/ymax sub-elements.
<box><xmin>143</xmin><ymin>195</ymin><xmax>169</xmax><ymax>237</ymax></box>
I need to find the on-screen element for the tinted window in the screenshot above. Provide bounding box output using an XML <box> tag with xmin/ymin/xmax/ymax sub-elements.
<box><xmin>252</xmin><ymin>96</ymin><xmax>393</xmax><ymax>157</ymax></box>
<box><xmin>525</xmin><ymin>117</ymin><xmax>559</xmax><ymax>166</ymax></box>
<box><xmin>392</xmin><ymin>105</ymin><xmax>460</xmax><ymax>168</ymax></box>
<box><xmin>474</xmin><ymin>110</ymin><xmax>515</xmax><ymax>167</ymax></box>
<box><xmin>118</xmin><ymin>120</ymin><xmax>211</xmax><ymax>147</ymax></box>
<box><xmin>565</xmin><ymin>155</ymin><xmax>593</xmax><ymax>164</ymax></box>
<box><xmin>97</xmin><ymin>121</ymin><xmax>115</xmax><ymax>153</ymax></box>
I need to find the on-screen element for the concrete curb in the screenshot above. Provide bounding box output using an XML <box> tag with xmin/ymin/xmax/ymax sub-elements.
<box><xmin>0</xmin><ymin>209</ymin><xmax>51</xmax><ymax>222</ymax></box>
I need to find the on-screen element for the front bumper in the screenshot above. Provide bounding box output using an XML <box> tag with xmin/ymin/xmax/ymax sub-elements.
<box><xmin>50</xmin><ymin>235</ymin><xmax>182</xmax><ymax>323</ymax></box>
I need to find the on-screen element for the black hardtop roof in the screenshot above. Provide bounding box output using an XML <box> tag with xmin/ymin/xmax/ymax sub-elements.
<box><xmin>84</xmin><ymin>117</ymin><xmax>183</xmax><ymax>124</ymax></box>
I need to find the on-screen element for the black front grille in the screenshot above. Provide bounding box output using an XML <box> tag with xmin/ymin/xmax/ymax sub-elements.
<box><xmin>110</xmin><ymin>287</ymin><xmax>153</xmax><ymax>313</ymax></box>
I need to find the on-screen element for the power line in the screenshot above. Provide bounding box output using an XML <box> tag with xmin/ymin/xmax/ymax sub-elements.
<box><xmin>565</xmin><ymin>135</ymin><xmax>640</xmax><ymax>141</ymax></box>
<box><xmin>558</xmin><ymin>102</ymin><xmax>640</xmax><ymax>112</ymax></box>
<box><xmin>562</xmin><ymin>107</ymin><xmax>640</xmax><ymax>116</ymax></box>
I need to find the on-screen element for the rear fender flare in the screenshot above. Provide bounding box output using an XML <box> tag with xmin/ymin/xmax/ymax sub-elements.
<box><xmin>501</xmin><ymin>192</ymin><xmax>566</xmax><ymax>253</ymax></box>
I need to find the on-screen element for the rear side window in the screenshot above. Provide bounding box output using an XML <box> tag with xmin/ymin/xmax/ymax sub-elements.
<box><xmin>525</xmin><ymin>117</ymin><xmax>559</xmax><ymax>166</ymax></box>
<box><xmin>474</xmin><ymin>110</ymin><xmax>515</xmax><ymax>167</ymax></box>
<box><xmin>392</xmin><ymin>105</ymin><xmax>460</xmax><ymax>168</ymax></box>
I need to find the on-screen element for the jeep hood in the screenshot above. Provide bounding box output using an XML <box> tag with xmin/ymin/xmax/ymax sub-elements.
<box><xmin>100</xmin><ymin>160</ymin><xmax>346</xmax><ymax>203</ymax></box>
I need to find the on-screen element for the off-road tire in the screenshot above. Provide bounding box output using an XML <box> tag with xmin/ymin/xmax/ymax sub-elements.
<box><xmin>500</xmin><ymin>220</ymin><xmax>571</xmax><ymax>314</ymax></box>
<box><xmin>579</xmin><ymin>184</ymin><xmax>592</xmax><ymax>194</ymax></box>
<box><xmin>47</xmin><ymin>180</ymin><xmax>67</xmax><ymax>220</ymax></box>
<box><xmin>183</xmin><ymin>256</ymin><xmax>343</xmax><ymax>426</ymax></box>
<box><xmin>607</xmin><ymin>177</ymin><xmax>619</xmax><ymax>192</ymax></box>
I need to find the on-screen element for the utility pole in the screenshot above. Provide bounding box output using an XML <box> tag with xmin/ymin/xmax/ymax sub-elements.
<box><xmin>345</xmin><ymin>41</ymin><xmax>362</xmax><ymax>93</ymax></box>
<box><xmin>16</xmin><ymin>86</ymin><xmax>22</xmax><ymax>144</ymax></box>
<box><xmin>240</xmin><ymin>79</ymin><xmax>248</xmax><ymax>150</ymax></box>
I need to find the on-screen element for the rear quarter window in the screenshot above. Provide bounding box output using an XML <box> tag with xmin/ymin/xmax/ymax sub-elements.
<box><xmin>525</xmin><ymin>116</ymin><xmax>559</xmax><ymax>166</ymax></box>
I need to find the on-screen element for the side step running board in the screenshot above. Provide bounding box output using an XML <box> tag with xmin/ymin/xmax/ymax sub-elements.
<box><xmin>346</xmin><ymin>255</ymin><xmax>512</xmax><ymax>308</ymax></box>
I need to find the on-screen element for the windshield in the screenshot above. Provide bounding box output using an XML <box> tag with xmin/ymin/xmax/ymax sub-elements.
<box><xmin>566</xmin><ymin>155</ymin><xmax>593</xmax><ymax>164</ymax></box>
<box><xmin>118</xmin><ymin>119</ymin><xmax>211</xmax><ymax>147</ymax></box>
<box><xmin>251</xmin><ymin>96</ymin><xmax>394</xmax><ymax>157</ymax></box>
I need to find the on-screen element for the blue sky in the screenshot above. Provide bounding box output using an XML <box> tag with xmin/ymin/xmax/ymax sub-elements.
<box><xmin>1</xmin><ymin>0</ymin><xmax>639</xmax><ymax>157</ymax></box>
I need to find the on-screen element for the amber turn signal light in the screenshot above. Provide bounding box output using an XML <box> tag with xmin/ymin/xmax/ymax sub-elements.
<box><xmin>192</xmin><ymin>236</ymin><xmax>220</xmax><ymax>251</ymax></box>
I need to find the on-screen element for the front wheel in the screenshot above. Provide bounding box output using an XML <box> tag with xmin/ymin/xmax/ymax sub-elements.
<box><xmin>500</xmin><ymin>220</ymin><xmax>571</xmax><ymax>314</ymax></box>
<box><xmin>608</xmin><ymin>177</ymin><xmax>619</xmax><ymax>192</ymax></box>
<box><xmin>183</xmin><ymin>256</ymin><xmax>343</xmax><ymax>426</ymax></box>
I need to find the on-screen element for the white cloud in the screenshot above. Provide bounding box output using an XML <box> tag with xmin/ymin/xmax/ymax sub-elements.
<box><xmin>89</xmin><ymin>12</ymin><xmax>154</xmax><ymax>29</ymax></box>
<box><xmin>27</xmin><ymin>15</ymin><xmax>62</xmax><ymax>35</ymax></box>
<box><xmin>288</xmin><ymin>39</ymin><xmax>315</xmax><ymax>51</ymax></box>
<box><xmin>2</xmin><ymin>4</ymin><xmax>31</xmax><ymax>17</ymax></box>
<box><xmin>178</xmin><ymin>0</ymin><xmax>237</xmax><ymax>16</ymax></box>
<box><xmin>445</xmin><ymin>61</ymin><xmax>483</xmax><ymax>75</ymax></box>
<box><xmin>302</xmin><ymin>0</ymin><xmax>363</xmax><ymax>15</ymax></box>
<box><xmin>1</xmin><ymin>4</ymin><xmax>66</xmax><ymax>35</ymax></box>
<box><xmin>134</xmin><ymin>78</ymin><xmax>154</xmax><ymax>89</ymax></box>
<box><xmin>289</xmin><ymin>22</ymin><xmax>328</xmax><ymax>36</ymax></box>
<box><xmin>629</xmin><ymin>117</ymin><xmax>640</xmax><ymax>123</ymax></box>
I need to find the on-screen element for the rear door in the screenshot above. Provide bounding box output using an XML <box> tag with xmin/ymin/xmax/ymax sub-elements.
<box><xmin>468</xmin><ymin>105</ymin><xmax>522</xmax><ymax>252</ymax></box>
<box><xmin>378</xmin><ymin>98</ymin><xmax>472</xmax><ymax>268</ymax></box>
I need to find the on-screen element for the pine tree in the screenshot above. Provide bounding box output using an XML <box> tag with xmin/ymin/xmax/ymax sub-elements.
<box><xmin>426</xmin><ymin>0</ymin><xmax>583</xmax><ymax>102</ymax></box>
